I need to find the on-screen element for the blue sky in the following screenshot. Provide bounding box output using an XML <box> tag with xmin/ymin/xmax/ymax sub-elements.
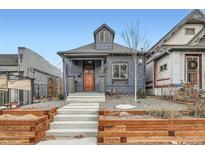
<box><xmin>0</xmin><ymin>9</ymin><xmax>204</xmax><ymax>68</ymax></box>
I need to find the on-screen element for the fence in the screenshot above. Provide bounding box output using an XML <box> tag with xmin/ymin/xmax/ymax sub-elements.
<box><xmin>0</xmin><ymin>73</ymin><xmax>33</xmax><ymax>106</ymax></box>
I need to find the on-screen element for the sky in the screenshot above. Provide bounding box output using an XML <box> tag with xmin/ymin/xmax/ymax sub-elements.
<box><xmin>0</xmin><ymin>9</ymin><xmax>204</xmax><ymax>69</ymax></box>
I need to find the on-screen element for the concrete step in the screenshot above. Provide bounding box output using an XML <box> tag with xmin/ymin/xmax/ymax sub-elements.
<box><xmin>68</xmin><ymin>92</ymin><xmax>105</xmax><ymax>96</ymax></box>
<box><xmin>62</xmin><ymin>106</ymin><xmax>99</xmax><ymax>109</ymax></box>
<box><xmin>66</xmin><ymin>99</ymin><xmax>105</xmax><ymax>103</ymax></box>
<box><xmin>46</xmin><ymin>128</ymin><xmax>97</xmax><ymax>137</ymax></box>
<box><xmin>50</xmin><ymin>121</ymin><xmax>98</xmax><ymax>129</ymax></box>
<box><xmin>57</xmin><ymin>109</ymin><xmax>98</xmax><ymax>114</ymax></box>
<box><xmin>67</xmin><ymin>96</ymin><xmax>105</xmax><ymax>98</ymax></box>
<box><xmin>67</xmin><ymin>103</ymin><xmax>100</xmax><ymax>106</ymax></box>
<box><xmin>54</xmin><ymin>115</ymin><xmax>98</xmax><ymax>121</ymax></box>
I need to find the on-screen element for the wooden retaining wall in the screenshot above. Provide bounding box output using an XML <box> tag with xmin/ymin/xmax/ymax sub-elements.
<box><xmin>98</xmin><ymin>115</ymin><xmax>205</xmax><ymax>144</ymax></box>
<box><xmin>0</xmin><ymin>115</ymin><xmax>48</xmax><ymax>144</ymax></box>
<box><xmin>1</xmin><ymin>107</ymin><xmax>57</xmax><ymax>124</ymax></box>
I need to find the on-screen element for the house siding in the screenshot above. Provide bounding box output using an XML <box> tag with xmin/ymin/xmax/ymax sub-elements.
<box><xmin>95</xmin><ymin>27</ymin><xmax>113</xmax><ymax>50</ymax></box>
<box><xmin>106</xmin><ymin>55</ymin><xmax>146</xmax><ymax>94</ymax></box>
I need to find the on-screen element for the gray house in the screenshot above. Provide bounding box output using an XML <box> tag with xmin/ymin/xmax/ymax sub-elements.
<box><xmin>58</xmin><ymin>24</ymin><xmax>146</xmax><ymax>96</ymax></box>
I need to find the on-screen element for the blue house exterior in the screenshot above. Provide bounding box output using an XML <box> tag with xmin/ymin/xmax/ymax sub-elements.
<box><xmin>57</xmin><ymin>24</ymin><xmax>146</xmax><ymax>96</ymax></box>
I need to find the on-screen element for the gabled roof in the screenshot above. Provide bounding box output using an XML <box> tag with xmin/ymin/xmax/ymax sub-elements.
<box><xmin>0</xmin><ymin>54</ymin><xmax>18</xmax><ymax>66</ymax></box>
<box><xmin>93</xmin><ymin>23</ymin><xmax>115</xmax><ymax>36</ymax></box>
<box><xmin>57</xmin><ymin>43</ymin><xmax>145</xmax><ymax>57</ymax></box>
<box><xmin>148</xmin><ymin>9</ymin><xmax>205</xmax><ymax>54</ymax></box>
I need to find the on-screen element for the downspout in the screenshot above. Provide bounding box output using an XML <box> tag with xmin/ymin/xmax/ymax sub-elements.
<box><xmin>166</xmin><ymin>50</ymin><xmax>172</xmax><ymax>85</ymax></box>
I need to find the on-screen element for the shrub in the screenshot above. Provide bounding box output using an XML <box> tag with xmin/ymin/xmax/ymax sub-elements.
<box><xmin>137</xmin><ymin>89</ymin><xmax>146</xmax><ymax>98</ymax></box>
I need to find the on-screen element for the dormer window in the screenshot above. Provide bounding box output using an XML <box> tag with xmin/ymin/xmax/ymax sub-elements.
<box><xmin>185</xmin><ymin>28</ymin><xmax>195</xmax><ymax>35</ymax></box>
<box><xmin>99</xmin><ymin>31</ymin><xmax>110</xmax><ymax>42</ymax></box>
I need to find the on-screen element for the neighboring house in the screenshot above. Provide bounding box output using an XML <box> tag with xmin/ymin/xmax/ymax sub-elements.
<box><xmin>58</xmin><ymin>24</ymin><xmax>146</xmax><ymax>96</ymax></box>
<box><xmin>0</xmin><ymin>47</ymin><xmax>63</xmax><ymax>105</ymax></box>
<box><xmin>146</xmin><ymin>9</ymin><xmax>205</xmax><ymax>96</ymax></box>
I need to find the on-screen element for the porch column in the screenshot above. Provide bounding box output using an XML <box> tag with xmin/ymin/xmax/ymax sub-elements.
<box><xmin>99</xmin><ymin>59</ymin><xmax>105</xmax><ymax>92</ymax></box>
<box><xmin>68</xmin><ymin>59</ymin><xmax>72</xmax><ymax>76</ymax></box>
<box><xmin>67</xmin><ymin>59</ymin><xmax>75</xmax><ymax>93</ymax></box>
<box><xmin>101</xmin><ymin>59</ymin><xmax>104</xmax><ymax>73</ymax></box>
<box><xmin>62</xmin><ymin>57</ymin><xmax>68</xmax><ymax>96</ymax></box>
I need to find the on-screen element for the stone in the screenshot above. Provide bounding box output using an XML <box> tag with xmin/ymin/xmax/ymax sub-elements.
<box><xmin>119</xmin><ymin>112</ymin><xmax>130</xmax><ymax>117</ymax></box>
<box><xmin>115</xmin><ymin>104</ymin><xmax>136</xmax><ymax>110</ymax></box>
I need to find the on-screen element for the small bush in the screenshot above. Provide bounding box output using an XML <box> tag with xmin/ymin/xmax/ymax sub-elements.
<box><xmin>137</xmin><ymin>89</ymin><xmax>146</xmax><ymax>98</ymax></box>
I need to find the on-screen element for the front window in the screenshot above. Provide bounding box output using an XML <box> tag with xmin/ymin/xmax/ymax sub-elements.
<box><xmin>112</xmin><ymin>63</ymin><xmax>128</xmax><ymax>80</ymax></box>
<box><xmin>99</xmin><ymin>31</ymin><xmax>110</xmax><ymax>42</ymax></box>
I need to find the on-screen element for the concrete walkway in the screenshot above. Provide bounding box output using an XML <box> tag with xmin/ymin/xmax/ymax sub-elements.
<box><xmin>38</xmin><ymin>137</ymin><xmax>97</xmax><ymax>145</ymax></box>
<box><xmin>39</xmin><ymin>97</ymin><xmax>101</xmax><ymax>145</ymax></box>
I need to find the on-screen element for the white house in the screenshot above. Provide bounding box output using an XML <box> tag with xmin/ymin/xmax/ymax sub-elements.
<box><xmin>146</xmin><ymin>9</ymin><xmax>205</xmax><ymax>96</ymax></box>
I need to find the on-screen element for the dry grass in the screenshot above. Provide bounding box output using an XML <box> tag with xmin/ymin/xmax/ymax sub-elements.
<box><xmin>187</xmin><ymin>102</ymin><xmax>205</xmax><ymax>118</ymax></box>
<box><xmin>145</xmin><ymin>110</ymin><xmax>183</xmax><ymax>119</ymax></box>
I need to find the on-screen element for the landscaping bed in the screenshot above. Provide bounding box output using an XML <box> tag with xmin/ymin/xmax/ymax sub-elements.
<box><xmin>0</xmin><ymin>114</ymin><xmax>48</xmax><ymax>144</ymax></box>
<box><xmin>1</xmin><ymin>107</ymin><xmax>57</xmax><ymax>124</ymax></box>
<box><xmin>20</xmin><ymin>100</ymin><xmax>68</xmax><ymax>110</ymax></box>
<box><xmin>98</xmin><ymin>114</ymin><xmax>205</xmax><ymax>144</ymax></box>
<box><xmin>102</xmin><ymin>96</ymin><xmax>188</xmax><ymax>111</ymax></box>
<box><xmin>98</xmin><ymin>99</ymin><xmax>205</xmax><ymax>144</ymax></box>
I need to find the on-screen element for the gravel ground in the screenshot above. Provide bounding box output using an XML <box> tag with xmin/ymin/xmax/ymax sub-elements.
<box><xmin>20</xmin><ymin>100</ymin><xmax>69</xmax><ymax>110</ymax></box>
<box><xmin>100</xmin><ymin>96</ymin><xmax>189</xmax><ymax>111</ymax></box>
<box><xmin>105</xmin><ymin>114</ymin><xmax>156</xmax><ymax>119</ymax></box>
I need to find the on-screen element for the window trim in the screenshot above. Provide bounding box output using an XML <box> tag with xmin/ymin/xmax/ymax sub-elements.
<box><xmin>185</xmin><ymin>28</ymin><xmax>195</xmax><ymax>35</ymax></box>
<box><xmin>99</xmin><ymin>31</ymin><xmax>111</xmax><ymax>43</ymax></box>
<box><xmin>112</xmin><ymin>62</ymin><xmax>128</xmax><ymax>80</ymax></box>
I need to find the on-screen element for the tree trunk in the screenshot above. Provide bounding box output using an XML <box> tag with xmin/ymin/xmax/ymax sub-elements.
<box><xmin>134</xmin><ymin>54</ymin><xmax>138</xmax><ymax>102</ymax></box>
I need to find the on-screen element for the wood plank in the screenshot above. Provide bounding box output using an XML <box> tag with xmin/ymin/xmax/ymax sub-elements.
<box><xmin>0</xmin><ymin>139</ymin><xmax>30</xmax><ymax>145</ymax></box>
<box><xmin>0</xmin><ymin>131</ymin><xmax>35</xmax><ymax>138</ymax></box>
<box><xmin>99</xmin><ymin>119</ymin><xmax>171</xmax><ymax>125</ymax></box>
<box><xmin>0</xmin><ymin>125</ymin><xmax>31</xmax><ymax>131</ymax></box>
<box><xmin>126</xmin><ymin>124</ymin><xmax>205</xmax><ymax>131</ymax></box>
<box><xmin>103</xmin><ymin>137</ymin><xmax>121</xmax><ymax>144</ymax></box>
<box><xmin>104</xmin><ymin>125</ymin><xmax>126</xmax><ymax>131</ymax></box>
<box><xmin>175</xmin><ymin>130</ymin><xmax>205</xmax><ymax>136</ymax></box>
<box><xmin>171</xmin><ymin>119</ymin><xmax>205</xmax><ymax>125</ymax></box>
<box><xmin>126</xmin><ymin>137</ymin><xmax>205</xmax><ymax>144</ymax></box>
<box><xmin>98</xmin><ymin>131</ymin><xmax>169</xmax><ymax>137</ymax></box>
<box><xmin>2</xmin><ymin>110</ymin><xmax>46</xmax><ymax>116</ymax></box>
<box><xmin>126</xmin><ymin>125</ymin><xmax>171</xmax><ymax>131</ymax></box>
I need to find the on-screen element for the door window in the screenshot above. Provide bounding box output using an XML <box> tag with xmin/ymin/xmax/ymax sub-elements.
<box><xmin>186</xmin><ymin>56</ymin><xmax>199</xmax><ymax>85</ymax></box>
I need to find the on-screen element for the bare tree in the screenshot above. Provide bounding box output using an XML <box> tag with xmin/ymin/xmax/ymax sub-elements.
<box><xmin>122</xmin><ymin>21</ymin><xmax>150</xmax><ymax>102</ymax></box>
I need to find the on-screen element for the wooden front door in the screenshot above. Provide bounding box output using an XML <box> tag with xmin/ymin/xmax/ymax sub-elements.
<box><xmin>84</xmin><ymin>69</ymin><xmax>95</xmax><ymax>91</ymax></box>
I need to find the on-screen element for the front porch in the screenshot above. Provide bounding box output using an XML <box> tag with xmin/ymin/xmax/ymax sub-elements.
<box><xmin>64</xmin><ymin>57</ymin><xmax>106</xmax><ymax>95</ymax></box>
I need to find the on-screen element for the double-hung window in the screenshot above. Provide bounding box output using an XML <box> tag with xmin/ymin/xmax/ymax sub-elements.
<box><xmin>112</xmin><ymin>63</ymin><xmax>128</xmax><ymax>80</ymax></box>
<box><xmin>99</xmin><ymin>31</ymin><xmax>110</xmax><ymax>42</ymax></box>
